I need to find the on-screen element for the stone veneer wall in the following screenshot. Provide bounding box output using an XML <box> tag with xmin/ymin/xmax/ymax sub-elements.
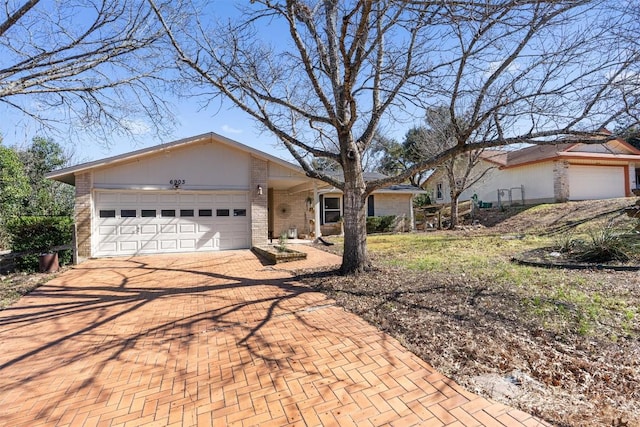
<box><xmin>74</xmin><ymin>172</ymin><xmax>92</xmax><ymax>260</ymax></box>
<box><xmin>251</xmin><ymin>156</ymin><xmax>268</xmax><ymax>246</ymax></box>
<box><xmin>553</xmin><ymin>160</ymin><xmax>570</xmax><ymax>202</ymax></box>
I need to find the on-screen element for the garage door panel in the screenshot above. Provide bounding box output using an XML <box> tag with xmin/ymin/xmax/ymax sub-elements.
<box><xmin>179</xmin><ymin>223</ymin><xmax>196</xmax><ymax>233</ymax></box>
<box><xmin>118</xmin><ymin>241</ymin><xmax>138</xmax><ymax>252</ymax></box>
<box><xmin>119</xmin><ymin>225</ymin><xmax>137</xmax><ymax>235</ymax></box>
<box><xmin>197</xmin><ymin>223</ymin><xmax>214</xmax><ymax>232</ymax></box>
<box><xmin>161</xmin><ymin>224</ymin><xmax>177</xmax><ymax>233</ymax></box>
<box><xmin>569</xmin><ymin>165</ymin><xmax>625</xmax><ymax>200</ymax></box>
<box><xmin>160</xmin><ymin>240</ymin><xmax>177</xmax><ymax>250</ymax></box>
<box><xmin>141</xmin><ymin>240</ymin><xmax>158</xmax><ymax>251</ymax></box>
<box><xmin>195</xmin><ymin>238</ymin><xmax>215</xmax><ymax>250</ymax></box>
<box><xmin>94</xmin><ymin>191</ymin><xmax>250</xmax><ymax>256</ymax></box>
<box><xmin>99</xmin><ymin>225</ymin><xmax>117</xmax><ymax>235</ymax></box>
<box><xmin>99</xmin><ymin>242</ymin><xmax>118</xmax><ymax>254</ymax></box>
<box><xmin>139</xmin><ymin>224</ymin><xmax>158</xmax><ymax>235</ymax></box>
<box><xmin>179</xmin><ymin>239</ymin><xmax>196</xmax><ymax>249</ymax></box>
<box><xmin>226</xmin><ymin>223</ymin><xmax>250</xmax><ymax>232</ymax></box>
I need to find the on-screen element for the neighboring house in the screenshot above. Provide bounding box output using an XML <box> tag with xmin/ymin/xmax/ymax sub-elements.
<box><xmin>47</xmin><ymin>133</ymin><xmax>422</xmax><ymax>260</ymax></box>
<box><xmin>424</xmin><ymin>135</ymin><xmax>640</xmax><ymax>207</ymax></box>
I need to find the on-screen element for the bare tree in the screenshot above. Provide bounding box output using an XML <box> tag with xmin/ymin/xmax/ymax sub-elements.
<box><xmin>0</xmin><ymin>0</ymin><xmax>182</xmax><ymax>143</ymax></box>
<box><xmin>150</xmin><ymin>0</ymin><xmax>640</xmax><ymax>274</ymax></box>
<box><xmin>408</xmin><ymin>107</ymin><xmax>496</xmax><ymax>229</ymax></box>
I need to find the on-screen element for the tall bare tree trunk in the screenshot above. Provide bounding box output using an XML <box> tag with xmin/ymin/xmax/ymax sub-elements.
<box><xmin>449</xmin><ymin>191</ymin><xmax>460</xmax><ymax>229</ymax></box>
<box><xmin>341</xmin><ymin>155</ymin><xmax>369</xmax><ymax>274</ymax></box>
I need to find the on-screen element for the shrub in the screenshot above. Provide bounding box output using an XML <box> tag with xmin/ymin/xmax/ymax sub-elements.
<box><xmin>554</xmin><ymin>230</ymin><xmax>577</xmax><ymax>253</ymax></box>
<box><xmin>5</xmin><ymin>216</ymin><xmax>73</xmax><ymax>271</ymax></box>
<box><xmin>414</xmin><ymin>193</ymin><xmax>432</xmax><ymax>207</ymax></box>
<box><xmin>367</xmin><ymin>215</ymin><xmax>397</xmax><ymax>234</ymax></box>
<box><xmin>575</xmin><ymin>224</ymin><xmax>629</xmax><ymax>263</ymax></box>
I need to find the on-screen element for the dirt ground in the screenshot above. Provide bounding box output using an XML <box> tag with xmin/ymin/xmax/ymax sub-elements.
<box><xmin>307</xmin><ymin>198</ymin><xmax>640</xmax><ymax>427</ymax></box>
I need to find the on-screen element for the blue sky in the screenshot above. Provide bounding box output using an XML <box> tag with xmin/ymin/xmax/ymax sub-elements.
<box><xmin>0</xmin><ymin>0</ymin><xmax>420</xmax><ymax>166</ymax></box>
<box><xmin>0</xmin><ymin>96</ymin><xmax>296</xmax><ymax>164</ymax></box>
<box><xmin>0</xmin><ymin>1</ymin><xmax>301</xmax><ymax>164</ymax></box>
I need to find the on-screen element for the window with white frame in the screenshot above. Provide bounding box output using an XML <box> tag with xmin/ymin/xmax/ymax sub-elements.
<box><xmin>436</xmin><ymin>182</ymin><xmax>443</xmax><ymax>200</ymax></box>
<box><xmin>323</xmin><ymin>196</ymin><xmax>341</xmax><ymax>223</ymax></box>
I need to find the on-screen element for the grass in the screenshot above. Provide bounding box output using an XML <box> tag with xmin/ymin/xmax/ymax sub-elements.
<box><xmin>367</xmin><ymin>233</ymin><xmax>551</xmax><ymax>274</ymax></box>
<box><xmin>330</xmin><ymin>228</ymin><xmax>638</xmax><ymax>339</ymax></box>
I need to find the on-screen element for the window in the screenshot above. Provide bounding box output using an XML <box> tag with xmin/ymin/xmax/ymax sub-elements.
<box><xmin>233</xmin><ymin>208</ymin><xmax>246</xmax><ymax>217</ymax></box>
<box><xmin>99</xmin><ymin>210</ymin><xmax>116</xmax><ymax>218</ymax></box>
<box><xmin>199</xmin><ymin>209</ymin><xmax>212</xmax><ymax>217</ymax></box>
<box><xmin>436</xmin><ymin>183</ymin><xmax>443</xmax><ymax>200</ymax></box>
<box><xmin>323</xmin><ymin>196</ymin><xmax>341</xmax><ymax>223</ymax></box>
<box><xmin>180</xmin><ymin>209</ymin><xmax>194</xmax><ymax>217</ymax></box>
<box><xmin>367</xmin><ymin>195</ymin><xmax>375</xmax><ymax>217</ymax></box>
<box><xmin>161</xmin><ymin>209</ymin><xmax>176</xmax><ymax>217</ymax></box>
<box><xmin>216</xmin><ymin>209</ymin><xmax>230</xmax><ymax>217</ymax></box>
<box><xmin>141</xmin><ymin>209</ymin><xmax>156</xmax><ymax>217</ymax></box>
<box><xmin>121</xmin><ymin>209</ymin><xmax>136</xmax><ymax>218</ymax></box>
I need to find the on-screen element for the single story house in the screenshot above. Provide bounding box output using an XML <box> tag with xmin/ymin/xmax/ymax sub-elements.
<box><xmin>424</xmin><ymin>135</ymin><xmax>640</xmax><ymax>206</ymax></box>
<box><xmin>47</xmin><ymin>132</ymin><xmax>422</xmax><ymax>260</ymax></box>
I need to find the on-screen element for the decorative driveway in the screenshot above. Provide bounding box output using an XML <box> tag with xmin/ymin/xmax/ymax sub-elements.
<box><xmin>0</xmin><ymin>247</ymin><xmax>548</xmax><ymax>426</ymax></box>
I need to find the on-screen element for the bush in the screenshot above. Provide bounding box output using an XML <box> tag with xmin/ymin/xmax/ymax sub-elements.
<box><xmin>367</xmin><ymin>215</ymin><xmax>397</xmax><ymax>234</ymax></box>
<box><xmin>5</xmin><ymin>216</ymin><xmax>73</xmax><ymax>271</ymax></box>
<box><xmin>575</xmin><ymin>224</ymin><xmax>629</xmax><ymax>263</ymax></box>
<box><xmin>414</xmin><ymin>193</ymin><xmax>432</xmax><ymax>207</ymax></box>
<box><xmin>554</xmin><ymin>230</ymin><xmax>577</xmax><ymax>253</ymax></box>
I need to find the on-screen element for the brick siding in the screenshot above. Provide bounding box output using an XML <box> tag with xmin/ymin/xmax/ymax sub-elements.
<box><xmin>251</xmin><ymin>157</ymin><xmax>268</xmax><ymax>246</ymax></box>
<box><xmin>271</xmin><ymin>190</ymin><xmax>314</xmax><ymax>239</ymax></box>
<box><xmin>553</xmin><ymin>160</ymin><xmax>569</xmax><ymax>202</ymax></box>
<box><xmin>74</xmin><ymin>172</ymin><xmax>92</xmax><ymax>259</ymax></box>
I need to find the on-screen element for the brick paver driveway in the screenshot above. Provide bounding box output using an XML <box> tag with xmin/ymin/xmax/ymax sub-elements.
<box><xmin>0</xmin><ymin>246</ymin><xmax>548</xmax><ymax>426</ymax></box>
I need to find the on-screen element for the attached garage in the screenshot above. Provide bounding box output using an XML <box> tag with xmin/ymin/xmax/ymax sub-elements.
<box><xmin>46</xmin><ymin>132</ymin><xmax>423</xmax><ymax>261</ymax></box>
<box><xmin>94</xmin><ymin>191</ymin><xmax>250</xmax><ymax>256</ymax></box>
<box><xmin>568</xmin><ymin>165</ymin><xmax>626</xmax><ymax>200</ymax></box>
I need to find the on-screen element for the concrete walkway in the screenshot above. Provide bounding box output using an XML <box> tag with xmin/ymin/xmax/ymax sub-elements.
<box><xmin>0</xmin><ymin>247</ymin><xmax>549</xmax><ymax>426</ymax></box>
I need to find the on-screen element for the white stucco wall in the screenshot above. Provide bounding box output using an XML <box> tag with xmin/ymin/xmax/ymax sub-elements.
<box><xmin>374</xmin><ymin>193</ymin><xmax>413</xmax><ymax>218</ymax></box>
<box><xmin>430</xmin><ymin>161</ymin><xmax>555</xmax><ymax>205</ymax></box>
<box><xmin>92</xmin><ymin>142</ymin><xmax>251</xmax><ymax>190</ymax></box>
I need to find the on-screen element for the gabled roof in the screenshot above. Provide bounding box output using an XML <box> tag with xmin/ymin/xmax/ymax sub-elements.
<box><xmin>46</xmin><ymin>132</ymin><xmax>304</xmax><ymax>185</ymax></box>
<box><xmin>46</xmin><ymin>132</ymin><xmax>425</xmax><ymax>194</ymax></box>
<box><xmin>479</xmin><ymin>136</ymin><xmax>640</xmax><ymax>169</ymax></box>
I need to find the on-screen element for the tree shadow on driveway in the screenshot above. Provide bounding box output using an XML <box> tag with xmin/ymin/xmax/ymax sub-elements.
<box><xmin>0</xmin><ymin>251</ymin><xmax>407</xmax><ymax>426</ymax></box>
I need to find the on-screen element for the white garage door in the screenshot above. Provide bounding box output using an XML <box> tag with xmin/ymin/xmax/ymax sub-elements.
<box><xmin>568</xmin><ymin>165</ymin><xmax>626</xmax><ymax>200</ymax></box>
<box><xmin>94</xmin><ymin>191</ymin><xmax>250</xmax><ymax>256</ymax></box>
